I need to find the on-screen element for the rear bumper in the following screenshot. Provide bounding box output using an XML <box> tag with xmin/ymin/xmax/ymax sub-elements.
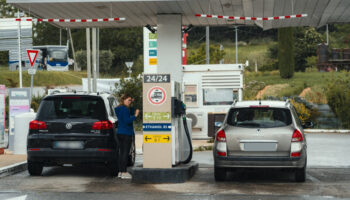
<box><xmin>214</xmin><ymin>151</ymin><xmax>306</xmax><ymax>168</ymax></box>
<box><xmin>27</xmin><ymin>148</ymin><xmax>117</xmax><ymax>165</ymax></box>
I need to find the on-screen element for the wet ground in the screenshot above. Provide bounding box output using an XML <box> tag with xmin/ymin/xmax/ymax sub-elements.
<box><xmin>0</xmin><ymin>133</ymin><xmax>350</xmax><ymax>200</ymax></box>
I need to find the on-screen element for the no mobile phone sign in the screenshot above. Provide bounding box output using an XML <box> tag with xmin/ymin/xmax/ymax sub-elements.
<box><xmin>148</xmin><ymin>86</ymin><xmax>166</xmax><ymax>105</ymax></box>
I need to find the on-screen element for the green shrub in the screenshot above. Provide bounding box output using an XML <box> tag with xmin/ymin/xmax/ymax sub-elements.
<box><xmin>326</xmin><ymin>79</ymin><xmax>350</xmax><ymax>128</ymax></box>
<box><xmin>187</xmin><ymin>43</ymin><xmax>226</xmax><ymax>64</ymax></box>
<box><xmin>306</xmin><ymin>56</ymin><xmax>317</xmax><ymax>68</ymax></box>
<box><xmin>244</xmin><ymin>80</ymin><xmax>266</xmax><ymax>100</ymax></box>
<box><xmin>259</xmin><ymin>59</ymin><xmax>278</xmax><ymax>71</ymax></box>
<box><xmin>31</xmin><ymin>94</ymin><xmax>45</xmax><ymax>112</ymax></box>
<box><xmin>278</xmin><ymin>27</ymin><xmax>295</xmax><ymax>78</ymax></box>
<box><xmin>290</xmin><ymin>98</ymin><xmax>320</xmax><ymax>124</ymax></box>
<box><xmin>75</xmin><ymin>51</ymin><xmax>87</xmax><ymax>70</ymax></box>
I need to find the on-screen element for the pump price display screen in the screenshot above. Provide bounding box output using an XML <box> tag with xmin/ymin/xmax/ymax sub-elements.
<box><xmin>144</xmin><ymin>74</ymin><xmax>170</xmax><ymax>83</ymax></box>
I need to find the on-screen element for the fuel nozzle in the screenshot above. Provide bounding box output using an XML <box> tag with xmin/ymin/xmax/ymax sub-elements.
<box><xmin>182</xmin><ymin>102</ymin><xmax>186</xmax><ymax>114</ymax></box>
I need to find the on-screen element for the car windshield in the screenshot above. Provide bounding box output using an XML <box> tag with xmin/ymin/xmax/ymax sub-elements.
<box><xmin>227</xmin><ymin>107</ymin><xmax>292</xmax><ymax>128</ymax></box>
<box><xmin>36</xmin><ymin>96</ymin><xmax>107</xmax><ymax>120</ymax></box>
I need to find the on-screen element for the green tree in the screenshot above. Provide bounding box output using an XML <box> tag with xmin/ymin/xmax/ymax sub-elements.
<box><xmin>0</xmin><ymin>0</ymin><xmax>16</xmax><ymax>18</ymax></box>
<box><xmin>270</xmin><ymin>27</ymin><xmax>323</xmax><ymax>72</ymax></box>
<box><xmin>278</xmin><ymin>27</ymin><xmax>294</xmax><ymax>79</ymax></box>
<box><xmin>131</xmin><ymin>55</ymin><xmax>144</xmax><ymax>76</ymax></box>
<box><xmin>187</xmin><ymin>43</ymin><xmax>226</xmax><ymax>64</ymax></box>
<box><xmin>33</xmin><ymin>22</ymin><xmax>66</xmax><ymax>46</ymax></box>
<box><xmin>100</xmin><ymin>28</ymin><xmax>143</xmax><ymax>74</ymax></box>
<box><xmin>114</xmin><ymin>76</ymin><xmax>143</xmax><ymax>121</ymax></box>
<box><xmin>75</xmin><ymin>50</ymin><xmax>114</xmax><ymax>73</ymax></box>
<box><xmin>294</xmin><ymin>27</ymin><xmax>323</xmax><ymax>71</ymax></box>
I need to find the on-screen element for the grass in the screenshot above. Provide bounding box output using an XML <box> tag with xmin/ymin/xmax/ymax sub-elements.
<box><xmin>0</xmin><ymin>66</ymin><xmax>87</xmax><ymax>87</ymax></box>
<box><xmin>187</xmin><ymin>40</ymin><xmax>274</xmax><ymax>66</ymax></box>
<box><xmin>222</xmin><ymin>42</ymin><xmax>274</xmax><ymax>65</ymax></box>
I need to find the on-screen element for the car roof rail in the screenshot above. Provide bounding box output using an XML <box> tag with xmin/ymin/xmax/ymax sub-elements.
<box><xmin>50</xmin><ymin>90</ymin><xmax>61</xmax><ymax>95</ymax></box>
<box><xmin>97</xmin><ymin>91</ymin><xmax>111</xmax><ymax>95</ymax></box>
<box><xmin>231</xmin><ymin>99</ymin><xmax>238</xmax><ymax>107</ymax></box>
<box><xmin>285</xmin><ymin>98</ymin><xmax>291</xmax><ymax>106</ymax></box>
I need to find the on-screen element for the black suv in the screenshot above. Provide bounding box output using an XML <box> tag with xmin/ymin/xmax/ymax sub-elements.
<box><xmin>27</xmin><ymin>92</ymin><xmax>135</xmax><ymax>176</ymax></box>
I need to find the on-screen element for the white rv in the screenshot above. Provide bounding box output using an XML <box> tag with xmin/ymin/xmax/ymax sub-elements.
<box><xmin>182</xmin><ymin>64</ymin><xmax>244</xmax><ymax>139</ymax></box>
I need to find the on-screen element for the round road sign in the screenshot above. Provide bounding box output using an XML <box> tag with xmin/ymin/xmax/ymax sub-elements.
<box><xmin>148</xmin><ymin>86</ymin><xmax>166</xmax><ymax>105</ymax></box>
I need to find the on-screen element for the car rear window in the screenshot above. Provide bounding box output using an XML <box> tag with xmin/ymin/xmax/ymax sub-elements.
<box><xmin>37</xmin><ymin>96</ymin><xmax>107</xmax><ymax>120</ymax></box>
<box><xmin>227</xmin><ymin>107</ymin><xmax>292</xmax><ymax>128</ymax></box>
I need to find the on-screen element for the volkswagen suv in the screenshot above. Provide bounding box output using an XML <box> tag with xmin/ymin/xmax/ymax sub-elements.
<box><xmin>27</xmin><ymin>92</ymin><xmax>135</xmax><ymax>176</ymax></box>
<box><xmin>213</xmin><ymin>100</ymin><xmax>309</xmax><ymax>182</ymax></box>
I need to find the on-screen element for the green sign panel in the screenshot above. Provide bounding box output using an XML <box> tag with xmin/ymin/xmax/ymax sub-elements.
<box><xmin>144</xmin><ymin>112</ymin><xmax>171</xmax><ymax>122</ymax></box>
<box><xmin>149</xmin><ymin>33</ymin><xmax>157</xmax><ymax>39</ymax></box>
<box><xmin>149</xmin><ymin>41</ymin><xmax>157</xmax><ymax>48</ymax></box>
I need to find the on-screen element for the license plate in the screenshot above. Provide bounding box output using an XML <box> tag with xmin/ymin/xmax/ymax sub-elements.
<box><xmin>53</xmin><ymin>141</ymin><xmax>84</xmax><ymax>150</ymax></box>
<box><xmin>243</xmin><ymin>143</ymin><xmax>277</xmax><ymax>151</ymax></box>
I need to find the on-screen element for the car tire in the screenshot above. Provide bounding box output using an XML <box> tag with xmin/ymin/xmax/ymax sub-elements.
<box><xmin>295</xmin><ymin>166</ymin><xmax>306</xmax><ymax>182</ymax></box>
<box><xmin>127</xmin><ymin>137</ymin><xmax>136</xmax><ymax>167</ymax></box>
<box><xmin>27</xmin><ymin>162</ymin><xmax>43</xmax><ymax>176</ymax></box>
<box><xmin>214</xmin><ymin>167</ymin><xmax>227</xmax><ymax>181</ymax></box>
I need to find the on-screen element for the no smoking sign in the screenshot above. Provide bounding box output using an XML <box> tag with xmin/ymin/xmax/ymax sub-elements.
<box><xmin>148</xmin><ymin>86</ymin><xmax>166</xmax><ymax>105</ymax></box>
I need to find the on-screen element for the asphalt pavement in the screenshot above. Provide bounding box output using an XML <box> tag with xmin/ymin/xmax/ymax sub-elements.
<box><xmin>0</xmin><ymin>133</ymin><xmax>349</xmax><ymax>200</ymax></box>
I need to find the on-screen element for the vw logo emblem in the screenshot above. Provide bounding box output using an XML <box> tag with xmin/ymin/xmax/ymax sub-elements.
<box><xmin>66</xmin><ymin>123</ymin><xmax>72</xmax><ymax>129</ymax></box>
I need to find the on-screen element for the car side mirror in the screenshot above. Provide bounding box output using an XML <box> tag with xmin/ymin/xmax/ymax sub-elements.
<box><xmin>215</xmin><ymin>121</ymin><xmax>223</xmax><ymax>128</ymax></box>
<box><xmin>302</xmin><ymin>121</ymin><xmax>314</xmax><ymax>129</ymax></box>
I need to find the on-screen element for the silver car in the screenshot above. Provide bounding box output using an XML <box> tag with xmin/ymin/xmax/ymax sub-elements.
<box><xmin>213</xmin><ymin>100</ymin><xmax>309</xmax><ymax>182</ymax></box>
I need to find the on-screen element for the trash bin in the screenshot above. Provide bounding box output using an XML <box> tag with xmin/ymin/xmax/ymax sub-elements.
<box><xmin>13</xmin><ymin>112</ymin><xmax>36</xmax><ymax>154</ymax></box>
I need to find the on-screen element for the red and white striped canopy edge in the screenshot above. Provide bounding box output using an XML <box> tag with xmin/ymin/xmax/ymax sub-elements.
<box><xmin>15</xmin><ymin>17</ymin><xmax>126</xmax><ymax>23</ymax></box>
<box><xmin>195</xmin><ymin>14</ymin><xmax>307</xmax><ymax>21</ymax></box>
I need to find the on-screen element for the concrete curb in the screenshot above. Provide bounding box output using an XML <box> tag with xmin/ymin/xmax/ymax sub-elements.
<box><xmin>0</xmin><ymin>161</ymin><xmax>27</xmax><ymax>178</ymax></box>
<box><xmin>131</xmin><ymin>161</ymin><xmax>198</xmax><ymax>184</ymax></box>
<box><xmin>305</xmin><ymin>129</ymin><xmax>350</xmax><ymax>133</ymax></box>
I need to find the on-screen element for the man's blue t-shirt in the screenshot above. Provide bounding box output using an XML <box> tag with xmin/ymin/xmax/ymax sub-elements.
<box><xmin>115</xmin><ymin>105</ymin><xmax>136</xmax><ymax>135</ymax></box>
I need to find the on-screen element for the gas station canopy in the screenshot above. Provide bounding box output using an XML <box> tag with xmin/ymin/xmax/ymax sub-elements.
<box><xmin>7</xmin><ymin>0</ymin><xmax>350</xmax><ymax>29</ymax></box>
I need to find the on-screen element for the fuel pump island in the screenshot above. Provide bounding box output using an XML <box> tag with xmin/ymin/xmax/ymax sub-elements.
<box><xmin>131</xmin><ymin>74</ymin><xmax>197</xmax><ymax>183</ymax></box>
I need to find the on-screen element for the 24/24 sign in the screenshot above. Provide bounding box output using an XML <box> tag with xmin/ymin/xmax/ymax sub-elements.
<box><xmin>144</xmin><ymin>74</ymin><xmax>170</xmax><ymax>83</ymax></box>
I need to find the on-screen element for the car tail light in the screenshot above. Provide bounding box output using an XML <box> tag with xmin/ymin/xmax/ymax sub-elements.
<box><xmin>292</xmin><ymin>129</ymin><xmax>303</xmax><ymax>142</ymax></box>
<box><xmin>29</xmin><ymin>148</ymin><xmax>41</xmax><ymax>151</ymax></box>
<box><xmin>216</xmin><ymin>129</ymin><xmax>226</xmax><ymax>142</ymax></box>
<box><xmin>249</xmin><ymin>105</ymin><xmax>269</xmax><ymax>108</ymax></box>
<box><xmin>92</xmin><ymin>120</ymin><xmax>113</xmax><ymax>130</ymax></box>
<box><xmin>29</xmin><ymin>120</ymin><xmax>47</xmax><ymax>130</ymax></box>
<box><xmin>98</xmin><ymin>149</ymin><xmax>113</xmax><ymax>152</ymax></box>
<box><xmin>216</xmin><ymin>129</ymin><xmax>227</xmax><ymax>157</ymax></box>
<box><xmin>291</xmin><ymin>129</ymin><xmax>303</xmax><ymax>157</ymax></box>
<box><xmin>217</xmin><ymin>151</ymin><xmax>227</xmax><ymax>156</ymax></box>
<box><xmin>291</xmin><ymin>152</ymin><xmax>301</xmax><ymax>157</ymax></box>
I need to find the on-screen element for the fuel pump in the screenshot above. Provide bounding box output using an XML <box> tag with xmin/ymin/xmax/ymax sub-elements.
<box><xmin>143</xmin><ymin>74</ymin><xmax>193</xmax><ymax>169</ymax></box>
<box><xmin>171</xmin><ymin>95</ymin><xmax>192</xmax><ymax>164</ymax></box>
